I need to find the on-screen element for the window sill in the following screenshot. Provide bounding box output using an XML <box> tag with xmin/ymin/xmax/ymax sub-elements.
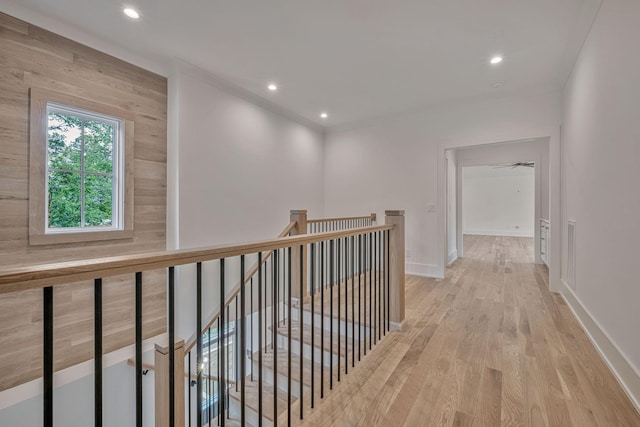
<box><xmin>29</xmin><ymin>229</ymin><xmax>134</xmax><ymax>246</ymax></box>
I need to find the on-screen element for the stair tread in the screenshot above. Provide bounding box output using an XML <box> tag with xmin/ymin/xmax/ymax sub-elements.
<box><xmin>272</xmin><ymin>321</ymin><xmax>363</xmax><ymax>356</ymax></box>
<box><xmin>251</xmin><ymin>348</ymin><xmax>325</xmax><ymax>387</ymax></box>
<box><xmin>300</xmin><ymin>271</ymin><xmax>385</xmax><ymax>328</ymax></box>
<box><xmin>228</xmin><ymin>374</ymin><xmax>289</xmax><ymax>422</ymax></box>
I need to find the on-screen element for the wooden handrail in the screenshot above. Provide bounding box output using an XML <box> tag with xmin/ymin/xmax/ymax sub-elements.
<box><xmin>183</xmin><ymin>221</ymin><xmax>296</xmax><ymax>353</ymax></box>
<box><xmin>0</xmin><ymin>224</ymin><xmax>393</xmax><ymax>294</ymax></box>
<box><xmin>307</xmin><ymin>213</ymin><xmax>375</xmax><ymax>224</ymax></box>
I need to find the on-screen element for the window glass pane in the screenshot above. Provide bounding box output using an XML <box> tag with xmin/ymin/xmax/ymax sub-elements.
<box><xmin>84</xmin><ymin>174</ymin><xmax>113</xmax><ymax>227</ymax></box>
<box><xmin>84</xmin><ymin>119</ymin><xmax>114</xmax><ymax>173</ymax></box>
<box><xmin>48</xmin><ymin>171</ymin><xmax>81</xmax><ymax>228</ymax></box>
<box><xmin>47</xmin><ymin>112</ymin><xmax>82</xmax><ymax>171</ymax></box>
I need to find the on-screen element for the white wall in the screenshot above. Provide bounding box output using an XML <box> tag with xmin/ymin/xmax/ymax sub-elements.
<box><xmin>561</xmin><ymin>0</ymin><xmax>640</xmax><ymax>409</ymax></box>
<box><xmin>453</xmin><ymin>138</ymin><xmax>549</xmax><ymax>261</ymax></box>
<box><xmin>167</xmin><ymin>62</ymin><xmax>326</xmax><ymax>342</ymax></box>
<box><xmin>462</xmin><ymin>165</ymin><xmax>535</xmax><ymax>237</ymax></box>
<box><xmin>324</xmin><ymin>89</ymin><xmax>561</xmax><ymax>279</ymax></box>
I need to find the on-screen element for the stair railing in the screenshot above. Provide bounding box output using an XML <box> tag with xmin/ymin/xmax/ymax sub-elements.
<box><xmin>307</xmin><ymin>213</ymin><xmax>376</xmax><ymax>233</ymax></box>
<box><xmin>0</xmin><ymin>210</ymin><xmax>404</xmax><ymax>427</ymax></box>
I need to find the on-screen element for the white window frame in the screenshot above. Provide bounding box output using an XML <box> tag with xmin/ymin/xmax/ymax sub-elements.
<box><xmin>45</xmin><ymin>103</ymin><xmax>125</xmax><ymax>234</ymax></box>
<box><xmin>29</xmin><ymin>88</ymin><xmax>135</xmax><ymax>246</ymax></box>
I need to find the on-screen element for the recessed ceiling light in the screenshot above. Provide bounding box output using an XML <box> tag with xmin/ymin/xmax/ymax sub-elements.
<box><xmin>490</xmin><ymin>56</ymin><xmax>503</xmax><ymax>65</ymax></box>
<box><xmin>123</xmin><ymin>8</ymin><xmax>140</xmax><ymax>19</ymax></box>
<box><xmin>320</xmin><ymin>112</ymin><xmax>328</xmax><ymax>119</ymax></box>
<box><xmin>268</xmin><ymin>83</ymin><xmax>278</xmax><ymax>91</ymax></box>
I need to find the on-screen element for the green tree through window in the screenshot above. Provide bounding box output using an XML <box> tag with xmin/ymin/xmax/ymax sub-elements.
<box><xmin>47</xmin><ymin>105</ymin><xmax>119</xmax><ymax>230</ymax></box>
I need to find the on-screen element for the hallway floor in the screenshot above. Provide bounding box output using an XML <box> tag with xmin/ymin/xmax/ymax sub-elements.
<box><xmin>293</xmin><ymin>235</ymin><xmax>640</xmax><ymax>426</ymax></box>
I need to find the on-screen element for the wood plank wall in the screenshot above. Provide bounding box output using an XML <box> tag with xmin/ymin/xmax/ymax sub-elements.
<box><xmin>0</xmin><ymin>13</ymin><xmax>168</xmax><ymax>391</ymax></box>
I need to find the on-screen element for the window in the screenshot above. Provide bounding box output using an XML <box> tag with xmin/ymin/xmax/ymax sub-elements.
<box><xmin>46</xmin><ymin>104</ymin><xmax>122</xmax><ymax>232</ymax></box>
<box><xmin>201</xmin><ymin>322</ymin><xmax>236</xmax><ymax>423</ymax></box>
<box><xmin>30</xmin><ymin>88</ymin><xmax>134</xmax><ymax>245</ymax></box>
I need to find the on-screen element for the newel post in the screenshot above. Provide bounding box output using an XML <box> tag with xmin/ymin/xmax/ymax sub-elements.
<box><xmin>385</xmin><ymin>210</ymin><xmax>405</xmax><ymax>330</ymax></box>
<box><xmin>155</xmin><ymin>339</ymin><xmax>185</xmax><ymax>427</ymax></box>
<box><xmin>290</xmin><ymin>210</ymin><xmax>308</xmax><ymax>300</ymax></box>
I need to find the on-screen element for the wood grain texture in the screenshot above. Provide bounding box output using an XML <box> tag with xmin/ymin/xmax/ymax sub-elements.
<box><xmin>285</xmin><ymin>235</ymin><xmax>640</xmax><ymax>426</ymax></box>
<box><xmin>0</xmin><ymin>12</ymin><xmax>167</xmax><ymax>391</ymax></box>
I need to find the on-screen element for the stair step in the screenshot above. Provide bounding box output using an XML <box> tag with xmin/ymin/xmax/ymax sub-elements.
<box><xmin>272</xmin><ymin>321</ymin><xmax>364</xmax><ymax>360</ymax></box>
<box><xmin>228</xmin><ymin>374</ymin><xmax>289</xmax><ymax>422</ymax></box>
<box><xmin>210</xmin><ymin>416</ymin><xmax>245</xmax><ymax>427</ymax></box>
<box><xmin>251</xmin><ymin>348</ymin><xmax>324</xmax><ymax>388</ymax></box>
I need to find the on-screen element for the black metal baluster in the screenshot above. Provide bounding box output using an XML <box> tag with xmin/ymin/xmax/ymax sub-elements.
<box><xmin>299</xmin><ymin>245</ymin><xmax>304</xmax><ymax>419</ymax></box>
<box><xmin>226</xmin><ymin>304</ymin><xmax>230</xmax><ymax>418</ymax></box>
<box><xmin>320</xmin><ymin>241</ymin><xmax>325</xmax><ymax>398</ymax></box>
<box><xmin>235</xmin><ymin>296</ymin><xmax>239</xmax><ymax>393</ymax></box>
<box><xmin>337</xmin><ymin>238</ymin><xmax>341</xmax><ymax>382</ymax></box>
<box><xmin>358</xmin><ymin>234</ymin><xmax>362</xmax><ymax>361</ymax></box>
<box><xmin>188</xmin><ymin>351</ymin><xmax>192</xmax><ymax>427</ymax></box>
<box><xmin>94</xmin><ymin>279</ymin><xmax>103</xmax><ymax>427</ymax></box>
<box><xmin>373</xmin><ymin>232</ymin><xmax>377</xmax><ymax>346</ymax></box>
<box><xmin>196</xmin><ymin>263</ymin><xmax>203</xmax><ymax>427</ymax></box>
<box><xmin>344</xmin><ymin>236</ymin><xmax>349</xmax><ymax>374</ymax></box>
<box><xmin>240</xmin><ymin>256</ymin><xmax>246</xmax><ymax>426</ymax></box>
<box><xmin>387</xmin><ymin>230</ymin><xmax>390</xmax><ymax>332</ymax></box>
<box><xmin>136</xmin><ymin>271</ymin><xmax>144</xmax><ymax>427</ymax></box>
<box><xmin>330</xmin><ymin>239</ymin><xmax>334</xmax><ymax>390</ymax></box>
<box><xmin>258</xmin><ymin>252</ymin><xmax>263</xmax><ymax>427</ymax></box>
<box><xmin>219</xmin><ymin>260</ymin><xmax>226</xmax><ymax>427</ymax></box>
<box><xmin>310</xmin><ymin>243</ymin><xmax>316</xmax><ymax>408</ymax></box>
<box><xmin>378</xmin><ymin>231</ymin><xmax>382</xmax><ymax>341</ymax></box>
<box><xmin>214</xmin><ymin>326</ymin><xmax>220</xmax><ymax>426</ymax></box>
<box><xmin>250</xmin><ymin>276</ymin><xmax>253</xmax><ymax>382</ymax></box>
<box><xmin>273</xmin><ymin>250</ymin><xmax>278</xmax><ymax>426</ymax></box>
<box><xmin>43</xmin><ymin>286</ymin><xmax>53</xmax><ymax>427</ymax></box>
<box><xmin>363</xmin><ymin>234</ymin><xmax>367</xmax><ymax>356</ymax></box>
<box><xmin>287</xmin><ymin>247</ymin><xmax>292</xmax><ymax>427</ymax></box>
<box><xmin>369</xmin><ymin>233</ymin><xmax>373</xmax><ymax>351</ymax></box>
<box><xmin>350</xmin><ymin>235</ymin><xmax>355</xmax><ymax>368</ymax></box>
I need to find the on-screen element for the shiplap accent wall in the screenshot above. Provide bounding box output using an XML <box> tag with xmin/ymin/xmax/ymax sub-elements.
<box><xmin>0</xmin><ymin>13</ymin><xmax>167</xmax><ymax>391</ymax></box>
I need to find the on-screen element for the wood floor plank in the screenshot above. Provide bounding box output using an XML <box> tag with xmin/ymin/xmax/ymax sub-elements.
<box><xmin>290</xmin><ymin>235</ymin><xmax>640</xmax><ymax>426</ymax></box>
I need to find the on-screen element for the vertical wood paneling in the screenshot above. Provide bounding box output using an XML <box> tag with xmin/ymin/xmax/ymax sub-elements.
<box><xmin>0</xmin><ymin>12</ymin><xmax>167</xmax><ymax>391</ymax></box>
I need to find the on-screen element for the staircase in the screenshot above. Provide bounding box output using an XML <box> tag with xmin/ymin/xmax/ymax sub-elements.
<box><xmin>199</xmin><ymin>265</ymin><xmax>383</xmax><ymax>427</ymax></box>
<box><xmin>0</xmin><ymin>210</ymin><xmax>405</xmax><ymax>427</ymax></box>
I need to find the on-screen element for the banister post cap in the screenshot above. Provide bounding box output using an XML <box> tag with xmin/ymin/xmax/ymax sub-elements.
<box><xmin>385</xmin><ymin>210</ymin><xmax>405</xmax><ymax>216</ymax></box>
<box><xmin>290</xmin><ymin>210</ymin><xmax>308</xmax><ymax>215</ymax></box>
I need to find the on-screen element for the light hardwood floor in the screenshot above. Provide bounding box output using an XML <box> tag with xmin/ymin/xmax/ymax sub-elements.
<box><xmin>287</xmin><ymin>235</ymin><xmax>640</xmax><ymax>426</ymax></box>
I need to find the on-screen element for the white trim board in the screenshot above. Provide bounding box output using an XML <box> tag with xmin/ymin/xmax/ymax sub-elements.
<box><xmin>448</xmin><ymin>249</ymin><xmax>458</xmax><ymax>266</ymax></box>
<box><xmin>406</xmin><ymin>262</ymin><xmax>444</xmax><ymax>279</ymax></box>
<box><xmin>558</xmin><ymin>280</ymin><xmax>640</xmax><ymax>413</ymax></box>
<box><xmin>464</xmin><ymin>229</ymin><xmax>534</xmax><ymax>238</ymax></box>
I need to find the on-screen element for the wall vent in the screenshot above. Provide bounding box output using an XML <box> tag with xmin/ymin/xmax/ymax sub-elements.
<box><xmin>567</xmin><ymin>220</ymin><xmax>577</xmax><ymax>290</ymax></box>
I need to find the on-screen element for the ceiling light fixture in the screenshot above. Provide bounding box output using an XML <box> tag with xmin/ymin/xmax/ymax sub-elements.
<box><xmin>490</xmin><ymin>56</ymin><xmax>503</xmax><ymax>65</ymax></box>
<box><xmin>123</xmin><ymin>8</ymin><xmax>140</xmax><ymax>19</ymax></box>
<box><xmin>320</xmin><ymin>112</ymin><xmax>328</xmax><ymax>119</ymax></box>
<box><xmin>268</xmin><ymin>83</ymin><xmax>278</xmax><ymax>91</ymax></box>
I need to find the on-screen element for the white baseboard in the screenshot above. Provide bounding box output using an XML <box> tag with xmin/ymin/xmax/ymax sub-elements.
<box><xmin>558</xmin><ymin>279</ymin><xmax>640</xmax><ymax>413</ymax></box>
<box><xmin>464</xmin><ymin>229</ymin><xmax>534</xmax><ymax>238</ymax></box>
<box><xmin>448</xmin><ymin>249</ymin><xmax>458</xmax><ymax>266</ymax></box>
<box><xmin>405</xmin><ymin>262</ymin><xmax>444</xmax><ymax>279</ymax></box>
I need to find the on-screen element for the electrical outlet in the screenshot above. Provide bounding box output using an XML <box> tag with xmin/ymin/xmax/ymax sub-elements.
<box><xmin>406</xmin><ymin>248</ymin><xmax>412</xmax><ymax>258</ymax></box>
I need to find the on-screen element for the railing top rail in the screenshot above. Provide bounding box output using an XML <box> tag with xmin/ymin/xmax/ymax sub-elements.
<box><xmin>0</xmin><ymin>224</ymin><xmax>393</xmax><ymax>294</ymax></box>
<box><xmin>307</xmin><ymin>214</ymin><xmax>374</xmax><ymax>224</ymax></box>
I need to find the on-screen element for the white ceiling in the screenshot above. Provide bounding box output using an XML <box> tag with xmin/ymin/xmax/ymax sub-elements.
<box><xmin>3</xmin><ymin>0</ymin><xmax>602</xmax><ymax>128</ymax></box>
